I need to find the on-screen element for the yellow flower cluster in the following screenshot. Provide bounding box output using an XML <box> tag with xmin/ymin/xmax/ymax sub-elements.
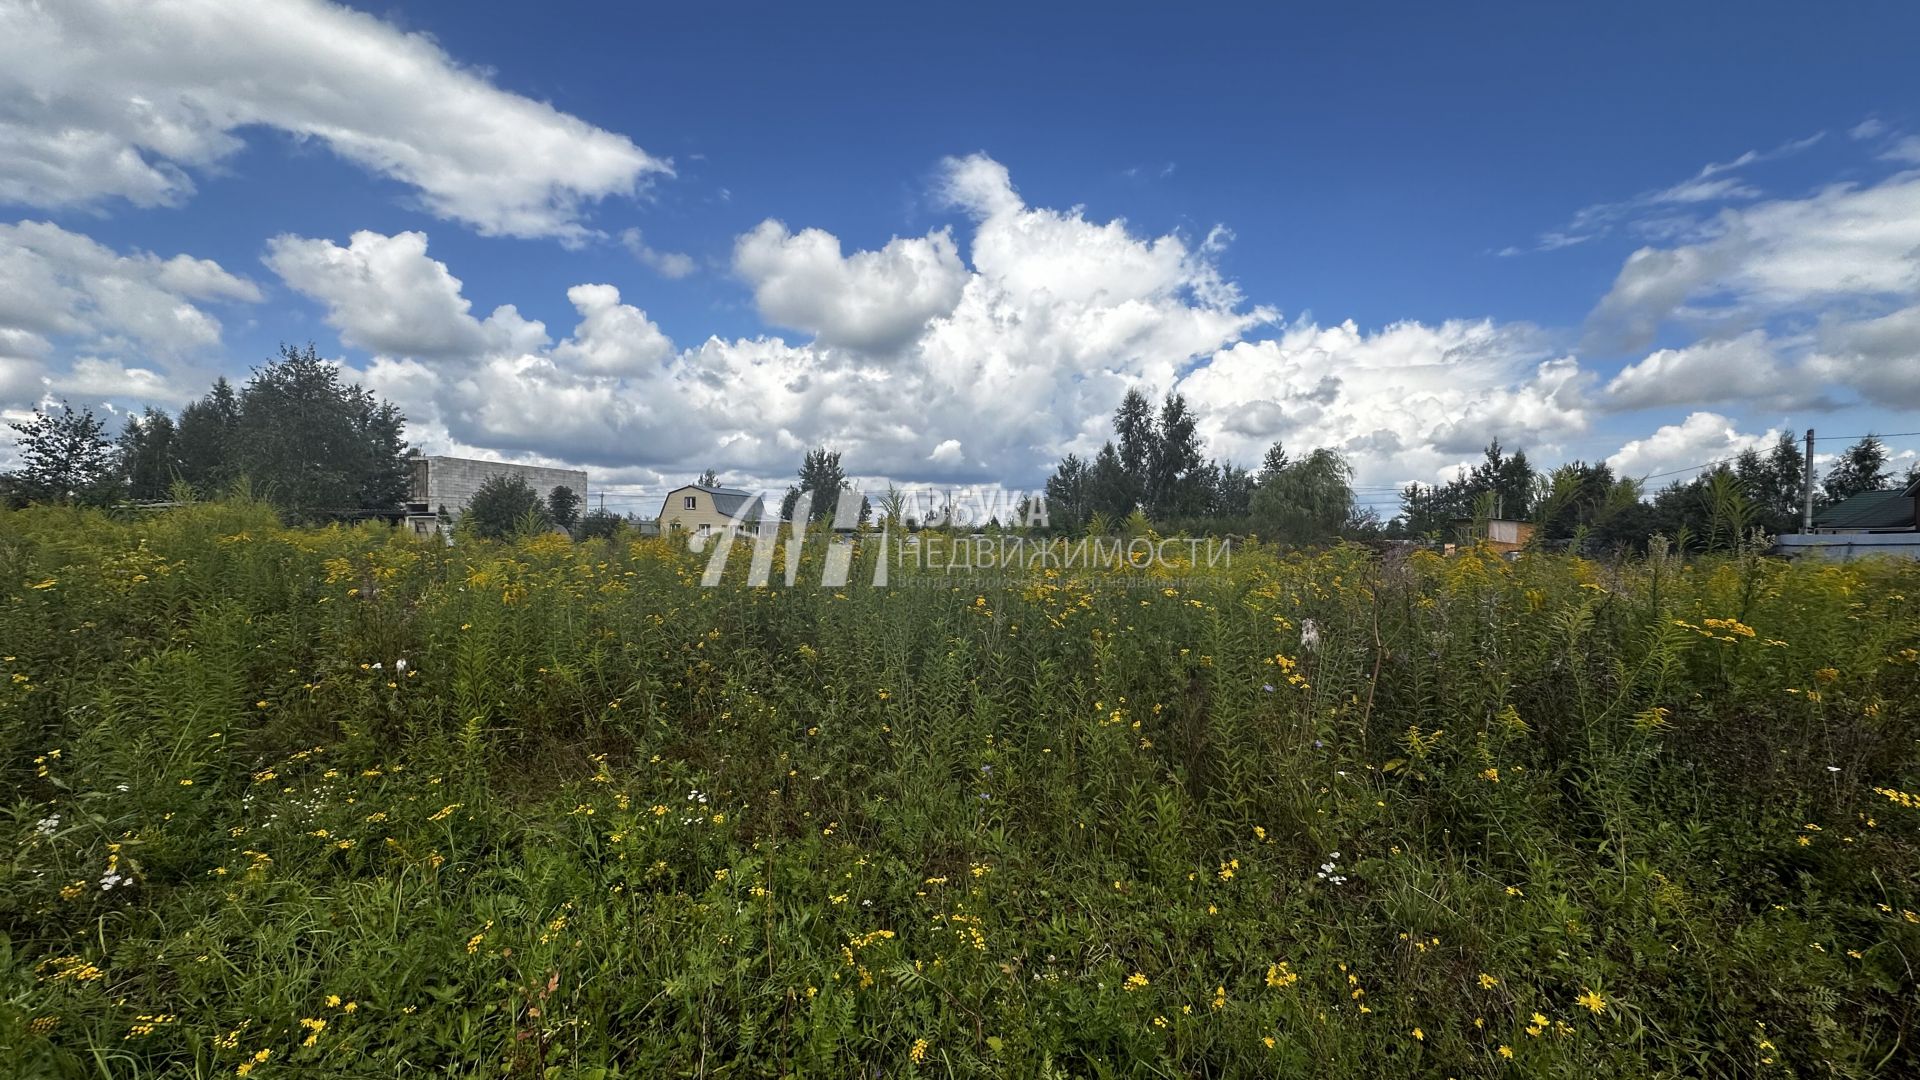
<box><xmin>124</xmin><ymin>1013</ymin><xmax>176</xmax><ymax>1039</ymax></box>
<box><xmin>38</xmin><ymin>955</ymin><xmax>104</xmax><ymax>983</ymax></box>
<box><xmin>1873</xmin><ymin>786</ymin><xmax>1918</xmax><ymax>810</ymax></box>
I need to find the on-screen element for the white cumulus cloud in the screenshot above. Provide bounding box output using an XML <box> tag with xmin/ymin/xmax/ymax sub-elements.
<box><xmin>733</xmin><ymin>220</ymin><xmax>968</xmax><ymax>353</ymax></box>
<box><xmin>1605</xmin><ymin>411</ymin><xmax>1775</xmax><ymax>480</ymax></box>
<box><xmin>1584</xmin><ymin>170</ymin><xmax>1920</xmax><ymax>413</ymax></box>
<box><xmin>0</xmin><ymin>220</ymin><xmax>259</xmax><ymax>408</ymax></box>
<box><xmin>0</xmin><ymin>0</ymin><xmax>668</xmax><ymax>240</ymax></box>
<box><xmin>1177</xmin><ymin>318</ymin><xmax>1591</xmax><ymax>486</ymax></box>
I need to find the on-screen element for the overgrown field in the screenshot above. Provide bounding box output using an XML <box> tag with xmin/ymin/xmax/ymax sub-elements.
<box><xmin>4</xmin><ymin>503</ymin><xmax>1919</xmax><ymax>1078</ymax></box>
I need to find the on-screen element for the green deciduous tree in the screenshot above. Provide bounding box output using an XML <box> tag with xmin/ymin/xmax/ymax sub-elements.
<box><xmin>465</xmin><ymin>474</ymin><xmax>553</xmax><ymax>540</ymax></box>
<box><xmin>1250</xmin><ymin>447</ymin><xmax>1355</xmax><ymax>545</ymax></box>
<box><xmin>117</xmin><ymin>407</ymin><xmax>181</xmax><ymax>502</ymax></box>
<box><xmin>575</xmin><ymin>506</ymin><xmax>625</xmax><ymax>540</ymax></box>
<box><xmin>1823</xmin><ymin>435</ymin><xmax>1890</xmax><ymax>503</ymax></box>
<box><xmin>1734</xmin><ymin>431</ymin><xmax>1809</xmax><ymax>534</ymax></box>
<box><xmin>235</xmin><ymin>344</ymin><xmax>409</xmax><ymax>521</ymax></box>
<box><xmin>548</xmin><ymin>485</ymin><xmax>582</xmax><ymax>529</ymax></box>
<box><xmin>5</xmin><ymin>402</ymin><xmax>116</xmax><ymax>505</ymax></box>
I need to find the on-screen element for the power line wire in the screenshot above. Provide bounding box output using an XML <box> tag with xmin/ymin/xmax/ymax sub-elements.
<box><xmin>1813</xmin><ymin>430</ymin><xmax>1920</xmax><ymax>442</ymax></box>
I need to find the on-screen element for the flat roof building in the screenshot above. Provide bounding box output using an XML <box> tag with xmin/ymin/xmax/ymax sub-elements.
<box><xmin>405</xmin><ymin>455</ymin><xmax>587</xmax><ymax>536</ymax></box>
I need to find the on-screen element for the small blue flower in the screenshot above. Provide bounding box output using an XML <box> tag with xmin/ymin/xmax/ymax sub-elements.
<box><xmin>1262</xmin><ymin>684</ymin><xmax>1275</xmax><ymax>693</ymax></box>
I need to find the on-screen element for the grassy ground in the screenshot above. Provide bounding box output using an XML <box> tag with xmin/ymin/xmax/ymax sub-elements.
<box><xmin>3</xmin><ymin>501</ymin><xmax>1917</xmax><ymax>1078</ymax></box>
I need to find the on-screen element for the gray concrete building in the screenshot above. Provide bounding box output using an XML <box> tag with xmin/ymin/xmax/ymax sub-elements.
<box><xmin>405</xmin><ymin>455</ymin><xmax>587</xmax><ymax>536</ymax></box>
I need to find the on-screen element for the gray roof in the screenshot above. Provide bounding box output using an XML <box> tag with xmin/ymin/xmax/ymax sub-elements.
<box><xmin>674</xmin><ymin>483</ymin><xmax>764</xmax><ymax>520</ymax></box>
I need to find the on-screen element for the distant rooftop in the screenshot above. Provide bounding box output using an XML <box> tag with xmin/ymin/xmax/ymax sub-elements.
<box><xmin>1814</xmin><ymin>488</ymin><xmax>1917</xmax><ymax>532</ymax></box>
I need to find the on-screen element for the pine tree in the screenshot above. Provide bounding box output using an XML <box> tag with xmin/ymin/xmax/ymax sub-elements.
<box><xmin>175</xmin><ymin>376</ymin><xmax>240</xmax><ymax>495</ymax></box>
<box><xmin>1146</xmin><ymin>392</ymin><xmax>1205</xmax><ymax>520</ymax></box>
<box><xmin>1257</xmin><ymin>442</ymin><xmax>1290</xmax><ymax>484</ymax></box>
<box><xmin>1043</xmin><ymin>453</ymin><xmax>1091</xmax><ymax>531</ymax></box>
<box><xmin>1112</xmin><ymin>388</ymin><xmax>1156</xmax><ymax>512</ymax></box>
<box><xmin>780</xmin><ymin>448</ymin><xmax>851</xmax><ymax>522</ymax></box>
<box><xmin>1087</xmin><ymin>442</ymin><xmax>1134</xmax><ymax>520</ymax></box>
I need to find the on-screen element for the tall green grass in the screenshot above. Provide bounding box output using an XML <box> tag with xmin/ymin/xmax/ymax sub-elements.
<box><xmin>3</xmin><ymin>500</ymin><xmax>1916</xmax><ymax>1077</ymax></box>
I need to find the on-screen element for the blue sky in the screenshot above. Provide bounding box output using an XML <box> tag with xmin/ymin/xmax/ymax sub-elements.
<box><xmin>4</xmin><ymin>0</ymin><xmax>1919</xmax><ymax>512</ymax></box>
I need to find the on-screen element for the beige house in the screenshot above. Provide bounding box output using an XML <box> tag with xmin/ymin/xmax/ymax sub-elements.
<box><xmin>656</xmin><ymin>484</ymin><xmax>765</xmax><ymax>540</ymax></box>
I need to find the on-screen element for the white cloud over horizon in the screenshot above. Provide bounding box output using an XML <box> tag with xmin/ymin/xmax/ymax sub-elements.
<box><xmin>1604</xmin><ymin>411</ymin><xmax>1777</xmax><ymax>481</ymax></box>
<box><xmin>6</xmin><ymin>148</ymin><xmax>1917</xmax><ymax>505</ymax></box>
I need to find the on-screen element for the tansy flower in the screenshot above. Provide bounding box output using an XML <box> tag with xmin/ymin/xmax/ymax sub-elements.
<box><xmin>909</xmin><ymin>1038</ymin><xmax>929</xmax><ymax>1063</ymax></box>
<box><xmin>1124</xmin><ymin>972</ymin><xmax>1150</xmax><ymax>991</ymax></box>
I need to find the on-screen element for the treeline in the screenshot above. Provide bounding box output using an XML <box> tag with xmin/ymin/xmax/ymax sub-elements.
<box><xmin>1403</xmin><ymin>432</ymin><xmax>1909</xmax><ymax>553</ymax></box>
<box><xmin>1042</xmin><ymin>389</ymin><xmax>1365</xmax><ymax>543</ymax></box>
<box><xmin>8</xmin><ymin>348</ymin><xmax>1911</xmax><ymax>553</ymax></box>
<box><xmin>1044</xmin><ymin>389</ymin><xmax>1912</xmax><ymax>552</ymax></box>
<box><xmin>4</xmin><ymin>345</ymin><xmax>407</xmax><ymax>522</ymax></box>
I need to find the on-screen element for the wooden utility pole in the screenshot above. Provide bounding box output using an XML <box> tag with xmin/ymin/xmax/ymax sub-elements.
<box><xmin>1801</xmin><ymin>428</ymin><xmax>1815</xmax><ymax>533</ymax></box>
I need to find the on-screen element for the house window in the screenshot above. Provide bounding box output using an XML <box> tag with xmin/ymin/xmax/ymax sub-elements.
<box><xmin>684</xmin><ymin>495</ymin><xmax>697</xmax><ymax>510</ymax></box>
<box><xmin>697</xmin><ymin>523</ymin><xmax>711</xmax><ymax>536</ymax></box>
